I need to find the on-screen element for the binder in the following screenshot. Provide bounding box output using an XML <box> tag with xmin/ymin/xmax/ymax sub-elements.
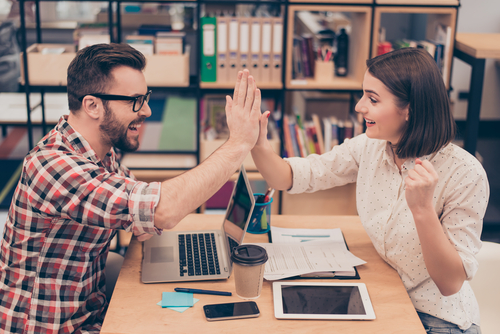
<box><xmin>250</xmin><ymin>17</ymin><xmax>262</xmax><ymax>81</ymax></box>
<box><xmin>260</xmin><ymin>17</ymin><xmax>273</xmax><ymax>83</ymax></box>
<box><xmin>228</xmin><ymin>16</ymin><xmax>239</xmax><ymax>80</ymax></box>
<box><xmin>201</xmin><ymin>17</ymin><xmax>217</xmax><ymax>82</ymax></box>
<box><xmin>238</xmin><ymin>16</ymin><xmax>251</xmax><ymax>73</ymax></box>
<box><xmin>271</xmin><ymin>16</ymin><xmax>283</xmax><ymax>83</ymax></box>
<box><xmin>216</xmin><ymin>16</ymin><xmax>229</xmax><ymax>83</ymax></box>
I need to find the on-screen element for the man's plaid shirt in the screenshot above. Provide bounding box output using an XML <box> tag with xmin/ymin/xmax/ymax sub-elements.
<box><xmin>0</xmin><ymin>116</ymin><xmax>161</xmax><ymax>333</ymax></box>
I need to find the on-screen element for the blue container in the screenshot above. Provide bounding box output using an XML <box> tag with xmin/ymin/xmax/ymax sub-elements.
<box><xmin>247</xmin><ymin>193</ymin><xmax>273</xmax><ymax>234</ymax></box>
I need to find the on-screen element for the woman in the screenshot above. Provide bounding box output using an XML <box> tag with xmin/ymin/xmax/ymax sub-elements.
<box><xmin>251</xmin><ymin>48</ymin><xmax>487</xmax><ymax>333</ymax></box>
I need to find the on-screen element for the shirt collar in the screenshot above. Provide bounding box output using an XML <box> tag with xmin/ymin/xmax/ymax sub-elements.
<box><xmin>55</xmin><ymin>115</ymin><xmax>117</xmax><ymax>170</ymax></box>
<box><xmin>383</xmin><ymin>140</ymin><xmax>451</xmax><ymax>171</ymax></box>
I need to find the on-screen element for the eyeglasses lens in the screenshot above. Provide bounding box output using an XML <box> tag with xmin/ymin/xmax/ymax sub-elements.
<box><xmin>133</xmin><ymin>92</ymin><xmax>150</xmax><ymax>112</ymax></box>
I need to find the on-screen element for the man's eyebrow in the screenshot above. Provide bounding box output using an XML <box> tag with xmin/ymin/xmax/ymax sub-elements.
<box><xmin>364</xmin><ymin>89</ymin><xmax>380</xmax><ymax>97</ymax></box>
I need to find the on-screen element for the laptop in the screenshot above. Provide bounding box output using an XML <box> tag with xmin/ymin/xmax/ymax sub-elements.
<box><xmin>141</xmin><ymin>166</ymin><xmax>255</xmax><ymax>283</ymax></box>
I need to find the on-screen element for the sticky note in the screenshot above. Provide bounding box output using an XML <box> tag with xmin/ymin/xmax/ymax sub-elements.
<box><xmin>161</xmin><ymin>292</ymin><xmax>194</xmax><ymax>307</ymax></box>
<box><xmin>157</xmin><ymin>298</ymin><xmax>200</xmax><ymax>313</ymax></box>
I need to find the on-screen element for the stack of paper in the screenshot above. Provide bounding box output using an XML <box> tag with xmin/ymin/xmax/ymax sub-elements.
<box><xmin>156</xmin><ymin>292</ymin><xmax>199</xmax><ymax>313</ymax></box>
<box><xmin>249</xmin><ymin>226</ymin><xmax>366</xmax><ymax>280</ymax></box>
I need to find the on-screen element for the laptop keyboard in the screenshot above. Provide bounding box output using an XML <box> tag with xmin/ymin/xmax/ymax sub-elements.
<box><xmin>178</xmin><ymin>233</ymin><xmax>220</xmax><ymax>277</ymax></box>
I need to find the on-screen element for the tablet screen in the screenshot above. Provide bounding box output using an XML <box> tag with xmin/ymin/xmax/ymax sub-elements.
<box><xmin>281</xmin><ymin>285</ymin><xmax>365</xmax><ymax>315</ymax></box>
<box><xmin>272</xmin><ymin>282</ymin><xmax>376</xmax><ymax>320</ymax></box>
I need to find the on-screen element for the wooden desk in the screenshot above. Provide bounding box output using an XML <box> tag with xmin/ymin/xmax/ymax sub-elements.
<box><xmin>454</xmin><ymin>33</ymin><xmax>500</xmax><ymax>155</ymax></box>
<box><xmin>101</xmin><ymin>215</ymin><xmax>425</xmax><ymax>334</ymax></box>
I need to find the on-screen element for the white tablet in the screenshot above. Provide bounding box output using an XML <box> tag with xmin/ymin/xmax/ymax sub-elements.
<box><xmin>272</xmin><ymin>282</ymin><xmax>376</xmax><ymax>320</ymax></box>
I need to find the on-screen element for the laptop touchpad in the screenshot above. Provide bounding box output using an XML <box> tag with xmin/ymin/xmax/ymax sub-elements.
<box><xmin>151</xmin><ymin>246</ymin><xmax>174</xmax><ymax>263</ymax></box>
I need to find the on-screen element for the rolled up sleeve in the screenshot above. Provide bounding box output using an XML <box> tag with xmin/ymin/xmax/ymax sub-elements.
<box><xmin>126</xmin><ymin>181</ymin><xmax>162</xmax><ymax>236</ymax></box>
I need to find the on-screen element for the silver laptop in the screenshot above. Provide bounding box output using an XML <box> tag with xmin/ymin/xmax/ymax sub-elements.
<box><xmin>141</xmin><ymin>166</ymin><xmax>255</xmax><ymax>283</ymax></box>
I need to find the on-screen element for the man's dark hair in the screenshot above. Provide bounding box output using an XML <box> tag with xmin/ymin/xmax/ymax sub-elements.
<box><xmin>67</xmin><ymin>43</ymin><xmax>146</xmax><ymax>112</ymax></box>
<box><xmin>366</xmin><ymin>47</ymin><xmax>456</xmax><ymax>159</ymax></box>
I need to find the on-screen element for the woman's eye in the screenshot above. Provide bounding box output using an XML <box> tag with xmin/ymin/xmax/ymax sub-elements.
<box><xmin>369</xmin><ymin>97</ymin><xmax>377</xmax><ymax>103</ymax></box>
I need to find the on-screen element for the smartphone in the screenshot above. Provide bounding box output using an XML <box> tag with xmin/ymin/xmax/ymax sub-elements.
<box><xmin>203</xmin><ymin>301</ymin><xmax>260</xmax><ymax>321</ymax></box>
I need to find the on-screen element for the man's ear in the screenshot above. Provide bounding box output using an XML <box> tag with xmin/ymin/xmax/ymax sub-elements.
<box><xmin>81</xmin><ymin>96</ymin><xmax>102</xmax><ymax>120</ymax></box>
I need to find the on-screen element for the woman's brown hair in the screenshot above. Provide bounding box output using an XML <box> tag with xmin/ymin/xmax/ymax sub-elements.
<box><xmin>366</xmin><ymin>48</ymin><xmax>456</xmax><ymax>159</ymax></box>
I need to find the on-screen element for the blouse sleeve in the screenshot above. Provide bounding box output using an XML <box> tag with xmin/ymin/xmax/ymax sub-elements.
<box><xmin>284</xmin><ymin>134</ymin><xmax>365</xmax><ymax>194</ymax></box>
<box><xmin>440</xmin><ymin>155</ymin><xmax>489</xmax><ymax>280</ymax></box>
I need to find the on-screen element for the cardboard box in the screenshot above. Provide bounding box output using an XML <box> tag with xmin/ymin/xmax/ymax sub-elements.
<box><xmin>144</xmin><ymin>49</ymin><xmax>190</xmax><ymax>87</ymax></box>
<box><xmin>20</xmin><ymin>43</ymin><xmax>190</xmax><ymax>87</ymax></box>
<box><xmin>20</xmin><ymin>44</ymin><xmax>76</xmax><ymax>86</ymax></box>
<box><xmin>200</xmin><ymin>137</ymin><xmax>281</xmax><ymax>171</ymax></box>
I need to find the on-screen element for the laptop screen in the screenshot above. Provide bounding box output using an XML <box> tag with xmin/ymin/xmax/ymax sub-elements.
<box><xmin>223</xmin><ymin>168</ymin><xmax>254</xmax><ymax>251</ymax></box>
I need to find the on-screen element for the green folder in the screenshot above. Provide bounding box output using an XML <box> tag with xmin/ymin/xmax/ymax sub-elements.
<box><xmin>200</xmin><ymin>16</ymin><xmax>217</xmax><ymax>82</ymax></box>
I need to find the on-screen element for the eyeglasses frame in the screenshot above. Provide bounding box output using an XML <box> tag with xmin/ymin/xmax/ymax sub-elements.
<box><xmin>78</xmin><ymin>90</ymin><xmax>152</xmax><ymax>112</ymax></box>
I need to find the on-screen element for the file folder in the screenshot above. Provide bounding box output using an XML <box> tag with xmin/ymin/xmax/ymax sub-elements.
<box><xmin>228</xmin><ymin>17</ymin><xmax>239</xmax><ymax>80</ymax></box>
<box><xmin>260</xmin><ymin>17</ymin><xmax>272</xmax><ymax>83</ymax></box>
<box><xmin>238</xmin><ymin>17</ymin><xmax>250</xmax><ymax>73</ymax></box>
<box><xmin>216</xmin><ymin>16</ymin><xmax>229</xmax><ymax>83</ymax></box>
<box><xmin>271</xmin><ymin>16</ymin><xmax>283</xmax><ymax>84</ymax></box>
<box><xmin>201</xmin><ymin>17</ymin><xmax>217</xmax><ymax>82</ymax></box>
<box><xmin>250</xmin><ymin>17</ymin><xmax>261</xmax><ymax>82</ymax></box>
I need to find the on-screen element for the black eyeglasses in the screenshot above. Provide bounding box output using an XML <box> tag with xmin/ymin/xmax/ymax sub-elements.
<box><xmin>78</xmin><ymin>90</ymin><xmax>152</xmax><ymax>112</ymax></box>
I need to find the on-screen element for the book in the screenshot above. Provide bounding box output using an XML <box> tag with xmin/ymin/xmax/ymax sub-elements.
<box><xmin>203</xmin><ymin>95</ymin><xmax>228</xmax><ymax>139</ymax></box>
<box><xmin>311</xmin><ymin>114</ymin><xmax>325</xmax><ymax>154</ymax></box>
<box><xmin>78</xmin><ymin>34</ymin><xmax>110</xmax><ymax>51</ymax></box>
<box><xmin>156</xmin><ymin>31</ymin><xmax>185</xmax><ymax>55</ymax></box>
<box><xmin>282</xmin><ymin>115</ymin><xmax>295</xmax><ymax>158</ymax></box>
<box><xmin>303</xmin><ymin>34</ymin><xmax>316</xmax><ymax>78</ymax></box>
<box><xmin>126</xmin><ymin>35</ymin><xmax>155</xmax><ymax>55</ymax></box>
<box><xmin>300</xmin><ymin>37</ymin><xmax>312</xmax><ymax>78</ymax></box>
<box><xmin>322</xmin><ymin>117</ymin><xmax>332</xmax><ymax>152</ymax></box>
<box><xmin>292</xmin><ymin>35</ymin><xmax>305</xmax><ymax>80</ymax></box>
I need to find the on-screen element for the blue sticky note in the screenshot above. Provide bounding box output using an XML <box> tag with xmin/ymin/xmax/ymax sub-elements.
<box><xmin>161</xmin><ymin>292</ymin><xmax>194</xmax><ymax>307</ymax></box>
<box><xmin>157</xmin><ymin>298</ymin><xmax>199</xmax><ymax>313</ymax></box>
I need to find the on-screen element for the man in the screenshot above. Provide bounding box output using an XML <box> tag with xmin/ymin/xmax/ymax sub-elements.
<box><xmin>0</xmin><ymin>43</ymin><xmax>262</xmax><ymax>333</ymax></box>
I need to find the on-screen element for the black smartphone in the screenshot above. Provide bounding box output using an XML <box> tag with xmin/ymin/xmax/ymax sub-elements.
<box><xmin>203</xmin><ymin>301</ymin><xmax>260</xmax><ymax>321</ymax></box>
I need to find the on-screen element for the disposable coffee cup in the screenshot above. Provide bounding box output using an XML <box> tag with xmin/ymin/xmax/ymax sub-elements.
<box><xmin>231</xmin><ymin>245</ymin><xmax>268</xmax><ymax>299</ymax></box>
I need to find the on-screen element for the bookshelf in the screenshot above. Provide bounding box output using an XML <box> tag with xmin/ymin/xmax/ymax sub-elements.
<box><xmin>12</xmin><ymin>0</ymin><xmax>459</xmax><ymax>216</ymax></box>
<box><xmin>372</xmin><ymin>5</ymin><xmax>457</xmax><ymax>89</ymax></box>
<box><xmin>286</xmin><ymin>5</ymin><xmax>372</xmax><ymax>90</ymax></box>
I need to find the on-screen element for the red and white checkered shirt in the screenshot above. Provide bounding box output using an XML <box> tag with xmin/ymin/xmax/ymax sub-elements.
<box><xmin>0</xmin><ymin>116</ymin><xmax>161</xmax><ymax>333</ymax></box>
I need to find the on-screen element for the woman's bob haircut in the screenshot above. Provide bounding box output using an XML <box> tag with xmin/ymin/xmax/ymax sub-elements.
<box><xmin>366</xmin><ymin>48</ymin><xmax>456</xmax><ymax>159</ymax></box>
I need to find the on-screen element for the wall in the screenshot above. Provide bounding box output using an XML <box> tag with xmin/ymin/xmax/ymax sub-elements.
<box><xmin>450</xmin><ymin>0</ymin><xmax>500</xmax><ymax>120</ymax></box>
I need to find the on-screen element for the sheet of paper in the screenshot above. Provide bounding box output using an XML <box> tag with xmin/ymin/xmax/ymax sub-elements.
<box><xmin>161</xmin><ymin>292</ymin><xmax>194</xmax><ymax>307</ymax></box>
<box><xmin>249</xmin><ymin>227</ymin><xmax>367</xmax><ymax>280</ymax></box>
<box><xmin>271</xmin><ymin>226</ymin><xmax>345</xmax><ymax>244</ymax></box>
<box><xmin>250</xmin><ymin>242</ymin><xmax>366</xmax><ymax>280</ymax></box>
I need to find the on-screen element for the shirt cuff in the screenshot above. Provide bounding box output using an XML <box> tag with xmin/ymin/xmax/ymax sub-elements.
<box><xmin>126</xmin><ymin>181</ymin><xmax>162</xmax><ymax>236</ymax></box>
<box><xmin>459</xmin><ymin>251</ymin><xmax>479</xmax><ymax>280</ymax></box>
<box><xmin>284</xmin><ymin>157</ymin><xmax>312</xmax><ymax>194</ymax></box>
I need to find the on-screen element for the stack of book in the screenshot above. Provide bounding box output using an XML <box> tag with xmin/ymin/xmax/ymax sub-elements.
<box><xmin>377</xmin><ymin>24</ymin><xmax>452</xmax><ymax>84</ymax></box>
<box><xmin>126</xmin><ymin>31</ymin><xmax>185</xmax><ymax>56</ymax></box>
<box><xmin>73</xmin><ymin>23</ymin><xmax>111</xmax><ymax>50</ymax></box>
<box><xmin>282</xmin><ymin>113</ymin><xmax>363</xmax><ymax>158</ymax></box>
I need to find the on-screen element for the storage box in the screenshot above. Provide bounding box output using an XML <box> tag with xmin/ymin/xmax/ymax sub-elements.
<box><xmin>20</xmin><ymin>43</ymin><xmax>190</xmax><ymax>87</ymax></box>
<box><xmin>20</xmin><ymin>44</ymin><xmax>76</xmax><ymax>86</ymax></box>
<box><xmin>314</xmin><ymin>60</ymin><xmax>334</xmax><ymax>82</ymax></box>
<box><xmin>144</xmin><ymin>49</ymin><xmax>190</xmax><ymax>87</ymax></box>
<box><xmin>200</xmin><ymin>137</ymin><xmax>281</xmax><ymax>171</ymax></box>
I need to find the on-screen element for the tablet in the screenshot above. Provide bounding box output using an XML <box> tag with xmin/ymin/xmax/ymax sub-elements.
<box><xmin>272</xmin><ymin>282</ymin><xmax>376</xmax><ymax>320</ymax></box>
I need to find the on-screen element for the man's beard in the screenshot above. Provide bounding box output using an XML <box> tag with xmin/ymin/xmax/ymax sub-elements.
<box><xmin>99</xmin><ymin>104</ymin><xmax>143</xmax><ymax>152</ymax></box>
